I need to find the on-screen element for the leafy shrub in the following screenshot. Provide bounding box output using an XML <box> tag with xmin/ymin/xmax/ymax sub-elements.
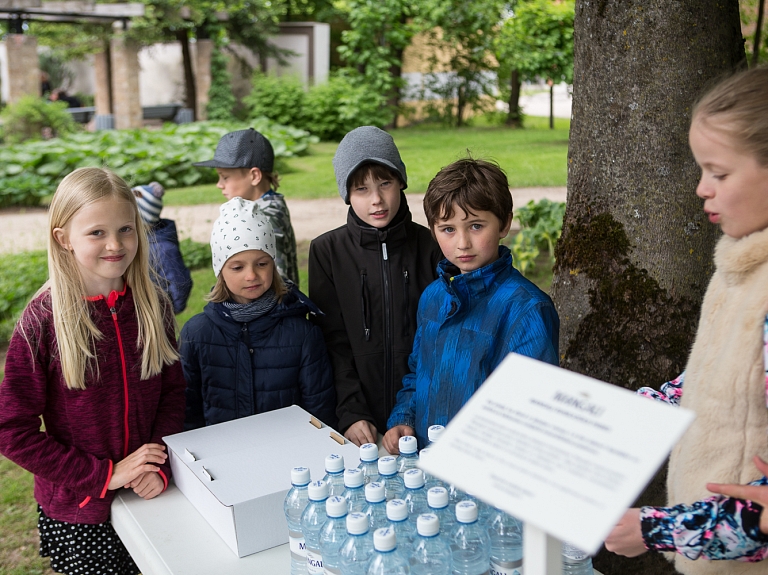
<box><xmin>0</xmin><ymin>118</ymin><xmax>316</xmax><ymax>208</ymax></box>
<box><xmin>1</xmin><ymin>96</ymin><xmax>78</xmax><ymax>144</ymax></box>
<box><xmin>508</xmin><ymin>199</ymin><xmax>565</xmax><ymax>275</ymax></box>
<box><xmin>180</xmin><ymin>239</ymin><xmax>212</xmax><ymax>271</ymax></box>
<box><xmin>0</xmin><ymin>251</ymin><xmax>48</xmax><ymax>343</ymax></box>
<box><xmin>244</xmin><ymin>72</ymin><xmax>306</xmax><ymax>129</ymax></box>
<box><xmin>207</xmin><ymin>48</ymin><xmax>236</xmax><ymax>121</ymax></box>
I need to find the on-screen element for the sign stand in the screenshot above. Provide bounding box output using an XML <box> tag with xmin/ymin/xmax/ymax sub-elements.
<box><xmin>523</xmin><ymin>524</ymin><xmax>562</xmax><ymax>575</ymax></box>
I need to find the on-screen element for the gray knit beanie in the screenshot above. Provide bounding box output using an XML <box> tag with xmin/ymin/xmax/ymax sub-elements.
<box><xmin>210</xmin><ymin>198</ymin><xmax>276</xmax><ymax>277</ymax></box>
<box><xmin>332</xmin><ymin>126</ymin><xmax>407</xmax><ymax>204</ymax></box>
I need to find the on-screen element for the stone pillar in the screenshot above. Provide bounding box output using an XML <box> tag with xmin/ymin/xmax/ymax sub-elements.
<box><xmin>110</xmin><ymin>34</ymin><xmax>142</xmax><ymax>129</ymax></box>
<box><xmin>94</xmin><ymin>49</ymin><xmax>112</xmax><ymax>115</ymax></box>
<box><xmin>6</xmin><ymin>34</ymin><xmax>40</xmax><ymax>103</ymax></box>
<box><xmin>195</xmin><ymin>39</ymin><xmax>214</xmax><ymax>121</ymax></box>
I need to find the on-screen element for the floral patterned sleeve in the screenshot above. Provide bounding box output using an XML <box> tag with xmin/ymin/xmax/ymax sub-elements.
<box><xmin>637</xmin><ymin>372</ymin><xmax>685</xmax><ymax>406</ymax></box>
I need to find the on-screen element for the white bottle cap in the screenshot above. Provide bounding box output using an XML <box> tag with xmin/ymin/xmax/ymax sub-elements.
<box><xmin>455</xmin><ymin>500</ymin><xmax>478</xmax><ymax>523</ymax></box>
<box><xmin>308</xmin><ymin>480</ymin><xmax>329</xmax><ymax>501</ymax></box>
<box><xmin>325</xmin><ymin>453</ymin><xmax>344</xmax><ymax>473</ymax></box>
<box><xmin>365</xmin><ymin>481</ymin><xmax>386</xmax><ymax>503</ymax></box>
<box><xmin>419</xmin><ymin>447</ymin><xmax>431</xmax><ymax>458</ymax></box>
<box><xmin>417</xmin><ymin>513</ymin><xmax>440</xmax><ymax>537</ymax></box>
<box><xmin>373</xmin><ymin>527</ymin><xmax>397</xmax><ymax>552</ymax></box>
<box><xmin>378</xmin><ymin>455</ymin><xmax>397</xmax><ymax>476</ymax></box>
<box><xmin>291</xmin><ymin>466</ymin><xmax>311</xmax><ymax>486</ymax></box>
<box><xmin>326</xmin><ymin>495</ymin><xmax>348</xmax><ymax>518</ymax></box>
<box><xmin>344</xmin><ymin>468</ymin><xmax>364</xmax><ymax>488</ymax></box>
<box><xmin>428</xmin><ymin>425</ymin><xmax>445</xmax><ymax>442</ymax></box>
<box><xmin>346</xmin><ymin>512</ymin><xmax>370</xmax><ymax>535</ymax></box>
<box><xmin>386</xmin><ymin>498</ymin><xmax>408</xmax><ymax>521</ymax></box>
<box><xmin>404</xmin><ymin>468</ymin><xmax>424</xmax><ymax>489</ymax></box>
<box><xmin>359</xmin><ymin>443</ymin><xmax>378</xmax><ymax>462</ymax></box>
<box><xmin>399</xmin><ymin>435</ymin><xmax>417</xmax><ymax>454</ymax></box>
<box><xmin>427</xmin><ymin>486</ymin><xmax>449</xmax><ymax>509</ymax></box>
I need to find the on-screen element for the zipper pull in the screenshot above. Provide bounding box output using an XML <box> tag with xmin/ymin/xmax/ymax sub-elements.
<box><xmin>403</xmin><ymin>270</ymin><xmax>409</xmax><ymax>283</ymax></box>
<box><xmin>109</xmin><ymin>306</ymin><xmax>117</xmax><ymax>318</ymax></box>
<box><xmin>382</xmin><ymin>242</ymin><xmax>388</xmax><ymax>261</ymax></box>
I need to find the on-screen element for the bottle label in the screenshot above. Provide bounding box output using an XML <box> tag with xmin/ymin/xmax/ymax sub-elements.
<box><xmin>289</xmin><ymin>532</ymin><xmax>306</xmax><ymax>561</ymax></box>
<box><xmin>323</xmin><ymin>567</ymin><xmax>342</xmax><ymax>575</ymax></box>
<box><xmin>491</xmin><ymin>558</ymin><xmax>523</xmax><ymax>575</ymax></box>
<box><xmin>307</xmin><ymin>549</ymin><xmax>324</xmax><ymax>575</ymax></box>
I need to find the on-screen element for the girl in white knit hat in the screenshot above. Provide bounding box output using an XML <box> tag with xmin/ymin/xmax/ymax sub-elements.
<box><xmin>179</xmin><ymin>197</ymin><xmax>337</xmax><ymax>429</ymax></box>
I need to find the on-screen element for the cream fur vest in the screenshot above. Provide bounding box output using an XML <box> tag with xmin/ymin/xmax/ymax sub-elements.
<box><xmin>668</xmin><ymin>227</ymin><xmax>768</xmax><ymax>575</ymax></box>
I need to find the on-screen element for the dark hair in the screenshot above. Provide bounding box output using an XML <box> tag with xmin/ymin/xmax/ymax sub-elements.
<box><xmin>348</xmin><ymin>162</ymin><xmax>403</xmax><ymax>192</ymax></box>
<box><xmin>424</xmin><ymin>157</ymin><xmax>513</xmax><ymax>233</ymax></box>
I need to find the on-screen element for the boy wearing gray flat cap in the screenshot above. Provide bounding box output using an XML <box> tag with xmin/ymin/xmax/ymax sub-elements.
<box><xmin>308</xmin><ymin>126</ymin><xmax>443</xmax><ymax>447</ymax></box>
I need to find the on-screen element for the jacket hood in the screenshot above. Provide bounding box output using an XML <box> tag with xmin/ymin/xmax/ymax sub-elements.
<box><xmin>148</xmin><ymin>218</ymin><xmax>179</xmax><ymax>242</ymax></box>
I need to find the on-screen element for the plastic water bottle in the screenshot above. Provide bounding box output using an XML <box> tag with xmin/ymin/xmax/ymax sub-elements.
<box><xmin>367</xmin><ymin>527</ymin><xmax>409</xmax><ymax>575</ymax></box>
<box><xmin>358</xmin><ymin>443</ymin><xmax>380</xmax><ymax>484</ymax></box>
<box><xmin>396</xmin><ymin>436</ymin><xmax>419</xmax><ymax>477</ymax></box>
<box><xmin>427</xmin><ymin>487</ymin><xmax>455</xmax><ymax>535</ymax></box>
<box><xmin>402</xmin><ymin>469</ymin><xmax>429</xmax><ymax>533</ymax></box>
<box><xmin>339</xmin><ymin>512</ymin><xmax>375</xmax><ymax>575</ymax></box>
<box><xmin>364</xmin><ymin>481</ymin><xmax>389</xmax><ymax>531</ymax></box>
<box><xmin>378</xmin><ymin>456</ymin><xmax>405</xmax><ymax>501</ymax></box>
<box><xmin>486</xmin><ymin>508</ymin><xmax>522</xmax><ymax>575</ymax></box>
<box><xmin>302</xmin><ymin>480</ymin><xmax>330</xmax><ymax>575</ymax></box>
<box><xmin>324</xmin><ymin>454</ymin><xmax>347</xmax><ymax>497</ymax></box>
<box><xmin>386</xmin><ymin>498</ymin><xmax>415</xmax><ymax>553</ymax></box>
<box><xmin>419</xmin><ymin>448</ymin><xmax>446</xmax><ymax>491</ymax></box>
<box><xmin>451</xmin><ymin>501</ymin><xmax>491</xmax><ymax>575</ymax></box>
<box><xmin>562</xmin><ymin>542</ymin><xmax>593</xmax><ymax>575</ymax></box>
<box><xmin>410</xmin><ymin>513</ymin><xmax>452</xmax><ymax>575</ymax></box>
<box><xmin>320</xmin><ymin>496</ymin><xmax>349</xmax><ymax>575</ymax></box>
<box><xmin>285</xmin><ymin>466</ymin><xmax>311</xmax><ymax>575</ymax></box>
<box><xmin>464</xmin><ymin>493</ymin><xmax>492</xmax><ymax>524</ymax></box>
<box><xmin>343</xmin><ymin>468</ymin><xmax>368</xmax><ymax>513</ymax></box>
<box><xmin>427</xmin><ymin>424</ymin><xmax>445</xmax><ymax>446</ymax></box>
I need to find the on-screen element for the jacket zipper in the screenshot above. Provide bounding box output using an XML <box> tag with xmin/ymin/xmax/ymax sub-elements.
<box><xmin>360</xmin><ymin>269</ymin><xmax>370</xmax><ymax>341</ymax></box>
<box><xmin>381</xmin><ymin>242</ymin><xmax>393</xmax><ymax>416</ymax></box>
<box><xmin>110</xmin><ymin>305</ymin><xmax>130</xmax><ymax>459</ymax></box>
<box><xmin>402</xmin><ymin>269</ymin><xmax>410</xmax><ymax>337</ymax></box>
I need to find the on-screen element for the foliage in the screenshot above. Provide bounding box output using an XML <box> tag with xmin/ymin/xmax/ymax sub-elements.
<box><xmin>741</xmin><ymin>0</ymin><xmax>768</xmax><ymax>64</ymax></box>
<box><xmin>206</xmin><ymin>47</ymin><xmax>237</xmax><ymax>121</ymax></box>
<box><xmin>244</xmin><ymin>72</ymin><xmax>306</xmax><ymax>128</ymax></box>
<box><xmin>29</xmin><ymin>21</ymin><xmax>108</xmax><ymax>61</ymax></box>
<box><xmin>0</xmin><ymin>96</ymin><xmax>79</xmax><ymax>144</ymax></box>
<box><xmin>38</xmin><ymin>51</ymin><xmax>75</xmax><ymax>92</ymax></box>
<box><xmin>0</xmin><ymin>251</ymin><xmax>48</xmax><ymax>343</ymax></box>
<box><xmin>508</xmin><ymin>199</ymin><xmax>565</xmax><ymax>275</ymax></box>
<box><xmin>180</xmin><ymin>239</ymin><xmax>212</xmax><ymax>270</ymax></box>
<box><xmin>0</xmin><ymin>118</ymin><xmax>315</xmax><ymax>208</ymax></box>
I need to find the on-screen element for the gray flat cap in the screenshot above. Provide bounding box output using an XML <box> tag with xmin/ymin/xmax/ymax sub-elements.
<box><xmin>194</xmin><ymin>128</ymin><xmax>274</xmax><ymax>172</ymax></box>
<box><xmin>332</xmin><ymin>126</ymin><xmax>407</xmax><ymax>203</ymax></box>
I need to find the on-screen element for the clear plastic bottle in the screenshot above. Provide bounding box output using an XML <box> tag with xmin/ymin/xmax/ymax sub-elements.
<box><xmin>285</xmin><ymin>466</ymin><xmax>311</xmax><ymax>575</ymax></box>
<box><xmin>427</xmin><ymin>486</ymin><xmax>455</xmax><ymax>535</ymax></box>
<box><xmin>364</xmin><ymin>481</ymin><xmax>389</xmax><ymax>531</ymax></box>
<box><xmin>450</xmin><ymin>501</ymin><xmax>491</xmax><ymax>575</ymax></box>
<box><xmin>339</xmin><ymin>512</ymin><xmax>375</xmax><ymax>575</ymax></box>
<box><xmin>562</xmin><ymin>541</ymin><xmax>593</xmax><ymax>575</ymax></box>
<box><xmin>386</xmin><ymin>498</ymin><xmax>415</xmax><ymax>553</ymax></box>
<box><xmin>427</xmin><ymin>424</ymin><xmax>445</xmax><ymax>446</ymax></box>
<box><xmin>486</xmin><ymin>508</ymin><xmax>522</xmax><ymax>575</ymax></box>
<box><xmin>396</xmin><ymin>436</ymin><xmax>419</xmax><ymax>477</ymax></box>
<box><xmin>320</xmin><ymin>496</ymin><xmax>349</xmax><ymax>575</ymax></box>
<box><xmin>358</xmin><ymin>443</ymin><xmax>381</xmax><ymax>484</ymax></box>
<box><xmin>410</xmin><ymin>513</ymin><xmax>452</xmax><ymax>575</ymax></box>
<box><xmin>366</xmin><ymin>527</ymin><xmax>410</xmax><ymax>575</ymax></box>
<box><xmin>302</xmin><ymin>480</ymin><xmax>330</xmax><ymax>575</ymax></box>
<box><xmin>343</xmin><ymin>468</ymin><xmax>368</xmax><ymax>513</ymax></box>
<box><xmin>463</xmin><ymin>493</ymin><xmax>492</xmax><ymax>524</ymax></box>
<box><xmin>419</xmin><ymin>448</ymin><xmax>446</xmax><ymax>491</ymax></box>
<box><xmin>324</xmin><ymin>454</ymin><xmax>347</xmax><ymax>497</ymax></box>
<box><xmin>402</xmin><ymin>469</ymin><xmax>429</xmax><ymax>534</ymax></box>
<box><xmin>378</xmin><ymin>456</ymin><xmax>405</xmax><ymax>501</ymax></box>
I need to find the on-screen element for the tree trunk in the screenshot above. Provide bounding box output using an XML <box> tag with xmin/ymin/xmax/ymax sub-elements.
<box><xmin>386</xmin><ymin>49</ymin><xmax>404</xmax><ymax>129</ymax></box>
<box><xmin>549</xmin><ymin>81</ymin><xmax>554</xmax><ymax>129</ymax></box>
<box><xmin>551</xmin><ymin>2</ymin><xmax>744</xmax><ymax>574</ymax></box>
<box><xmin>506</xmin><ymin>69</ymin><xmax>522</xmax><ymax>128</ymax></box>
<box><xmin>754</xmin><ymin>0</ymin><xmax>766</xmax><ymax>66</ymax></box>
<box><xmin>177</xmin><ymin>28</ymin><xmax>197</xmax><ymax>121</ymax></box>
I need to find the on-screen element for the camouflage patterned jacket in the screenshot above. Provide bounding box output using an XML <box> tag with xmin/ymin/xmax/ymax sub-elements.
<box><xmin>256</xmin><ymin>190</ymin><xmax>299</xmax><ymax>287</ymax></box>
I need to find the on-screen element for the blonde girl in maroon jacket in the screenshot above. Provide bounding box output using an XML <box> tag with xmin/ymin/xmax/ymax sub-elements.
<box><xmin>0</xmin><ymin>167</ymin><xmax>186</xmax><ymax>575</ymax></box>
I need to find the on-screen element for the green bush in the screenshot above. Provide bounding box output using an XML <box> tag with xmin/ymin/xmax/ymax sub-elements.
<box><xmin>0</xmin><ymin>118</ymin><xmax>316</xmax><ymax>208</ymax></box>
<box><xmin>1</xmin><ymin>96</ymin><xmax>79</xmax><ymax>144</ymax></box>
<box><xmin>180</xmin><ymin>239</ymin><xmax>212</xmax><ymax>271</ymax></box>
<box><xmin>206</xmin><ymin>48</ymin><xmax>237</xmax><ymax>121</ymax></box>
<box><xmin>508</xmin><ymin>199</ymin><xmax>566</xmax><ymax>275</ymax></box>
<box><xmin>244</xmin><ymin>72</ymin><xmax>306</xmax><ymax>129</ymax></box>
<box><xmin>0</xmin><ymin>251</ymin><xmax>48</xmax><ymax>343</ymax></box>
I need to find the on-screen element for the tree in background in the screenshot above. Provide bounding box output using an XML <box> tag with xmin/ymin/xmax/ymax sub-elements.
<box><xmin>741</xmin><ymin>0</ymin><xmax>767</xmax><ymax>64</ymax></box>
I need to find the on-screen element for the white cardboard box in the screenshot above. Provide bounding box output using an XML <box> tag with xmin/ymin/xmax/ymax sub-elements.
<box><xmin>163</xmin><ymin>405</ymin><xmax>360</xmax><ymax>558</ymax></box>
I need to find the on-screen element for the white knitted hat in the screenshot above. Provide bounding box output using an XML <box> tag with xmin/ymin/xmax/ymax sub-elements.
<box><xmin>210</xmin><ymin>198</ymin><xmax>276</xmax><ymax>277</ymax></box>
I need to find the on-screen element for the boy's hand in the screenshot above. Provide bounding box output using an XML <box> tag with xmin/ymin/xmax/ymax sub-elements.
<box><xmin>383</xmin><ymin>425</ymin><xmax>415</xmax><ymax>455</ymax></box>
<box><xmin>344</xmin><ymin>420</ymin><xmax>378</xmax><ymax>447</ymax></box>
<box><xmin>604</xmin><ymin>508</ymin><xmax>647</xmax><ymax>557</ymax></box>
<box><xmin>707</xmin><ymin>455</ymin><xmax>768</xmax><ymax>534</ymax></box>
<box><xmin>127</xmin><ymin>471</ymin><xmax>165</xmax><ymax>500</ymax></box>
<box><xmin>108</xmin><ymin>443</ymin><xmax>166</xmax><ymax>491</ymax></box>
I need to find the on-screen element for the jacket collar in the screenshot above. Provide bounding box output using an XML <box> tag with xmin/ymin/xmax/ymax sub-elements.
<box><xmin>715</xmin><ymin>226</ymin><xmax>768</xmax><ymax>285</ymax></box>
<box><xmin>438</xmin><ymin>245</ymin><xmax>513</xmax><ymax>302</ymax></box>
<box><xmin>205</xmin><ymin>284</ymin><xmax>322</xmax><ymax>330</ymax></box>
<box><xmin>345</xmin><ymin>194</ymin><xmax>413</xmax><ymax>251</ymax></box>
<box><xmin>84</xmin><ymin>282</ymin><xmax>128</xmax><ymax>308</ymax></box>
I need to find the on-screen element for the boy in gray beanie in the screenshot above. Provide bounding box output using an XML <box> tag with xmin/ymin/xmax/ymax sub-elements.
<box><xmin>308</xmin><ymin>126</ymin><xmax>443</xmax><ymax>446</ymax></box>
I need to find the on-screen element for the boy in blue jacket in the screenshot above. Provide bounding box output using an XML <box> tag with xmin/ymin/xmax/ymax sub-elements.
<box><xmin>383</xmin><ymin>157</ymin><xmax>560</xmax><ymax>452</ymax></box>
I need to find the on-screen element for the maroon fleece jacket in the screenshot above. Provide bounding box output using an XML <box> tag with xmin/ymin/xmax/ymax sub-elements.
<box><xmin>0</xmin><ymin>286</ymin><xmax>186</xmax><ymax>524</ymax></box>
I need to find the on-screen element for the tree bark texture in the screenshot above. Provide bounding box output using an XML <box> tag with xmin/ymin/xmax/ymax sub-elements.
<box><xmin>506</xmin><ymin>69</ymin><xmax>522</xmax><ymax>128</ymax></box>
<box><xmin>176</xmin><ymin>28</ymin><xmax>197</xmax><ymax>121</ymax></box>
<box><xmin>551</xmin><ymin>2</ymin><xmax>744</xmax><ymax>574</ymax></box>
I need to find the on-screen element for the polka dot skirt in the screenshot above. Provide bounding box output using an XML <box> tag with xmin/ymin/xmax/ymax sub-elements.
<box><xmin>38</xmin><ymin>506</ymin><xmax>140</xmax><ymax>575</ymax></box>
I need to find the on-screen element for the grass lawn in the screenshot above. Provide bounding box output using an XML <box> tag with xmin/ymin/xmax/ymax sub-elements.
<box><xmin>165</xmin><ymin>116</ymin><xmax>569</xmax><ymax>206</ymax></box>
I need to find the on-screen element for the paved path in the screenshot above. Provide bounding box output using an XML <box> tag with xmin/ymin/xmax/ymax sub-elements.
<box><xmin>0</xmin><ymin>187</ymin><xmax>566</xmax><ymax>254</ymax></box>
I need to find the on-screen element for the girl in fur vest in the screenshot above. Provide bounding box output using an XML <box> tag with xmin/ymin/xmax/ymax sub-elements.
<box><xmin>180</xmin><ymin>198</ymin><xmax>337</xmax><ymax>430</ymax></box>
<box><xmin>605</xmin><ymin>66</ymin><xmax>768</xmax><ymax>573</ymax></box>
<box><xmin>0</xmin><ymin>168</ymin><xmax>187</xmax><ymax>575</ymax></box>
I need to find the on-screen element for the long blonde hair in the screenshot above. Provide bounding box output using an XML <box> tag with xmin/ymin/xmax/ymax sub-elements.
<box><xmin>39</xmin><ymin>167</ymin><xmax>178</xmax><ymax>390</ymax></box>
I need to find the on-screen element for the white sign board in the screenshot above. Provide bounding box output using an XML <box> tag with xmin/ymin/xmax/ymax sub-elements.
<box><xmin>419</xmin><ymin>353</ymin><xmax>694</xmax><ymax>555</ymax></box>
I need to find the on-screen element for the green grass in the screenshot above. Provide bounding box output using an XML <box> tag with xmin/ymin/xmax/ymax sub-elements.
<box><xmin>166</xmin><ymin>117</ymin><xmax>569</xmax><ymax>206</ymax></box>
